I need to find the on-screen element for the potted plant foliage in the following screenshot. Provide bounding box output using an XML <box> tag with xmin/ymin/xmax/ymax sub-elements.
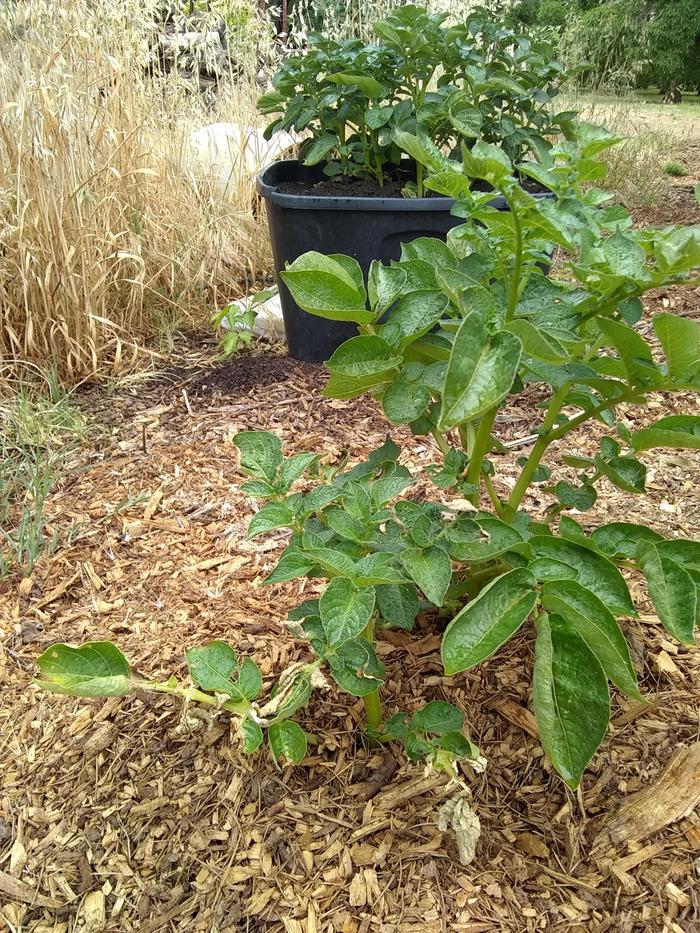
<box><xmin>256</xmin><ymin>3</ymin><xmax>574</xmax><ymax>360</ymax></box>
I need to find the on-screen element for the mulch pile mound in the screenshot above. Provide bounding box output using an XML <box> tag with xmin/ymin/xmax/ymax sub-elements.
<box><xmin>2</xmin><ymin>197</ymin><xmax>700</xmax><ymax>932</ymax></box>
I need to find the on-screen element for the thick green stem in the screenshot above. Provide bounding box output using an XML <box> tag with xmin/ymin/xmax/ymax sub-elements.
<box><xmin>460</xmin><ymin>190</ymin><xmax>523</xmax><ymax>508</ymax></box>
<box><xmin>363</xmin><ymin>690</ymin><xmax>383</xmax><ymax>731</ymax></box>
<box><xmin>504</xmin><ymin>194</ymin><xmax>523</xmax><ymax>323</ymax></box>
<box><xmin>506</xmin><ymin>384</ymin><xmax>569</xmax><ymax>512</ymax></box>
<box><xmin>483</xmin><ymin>471</ymin><xmax>505</xmax><ymax>517</ymax></box>
<box><xmin>361</xmin><ymin>618</ymin><xmax>382</xmax><ymax>732</ymax></box>
<box><xmin>464</xmin><ymin>410</ymin><xmax>497</xmax><ymax>507</ymax></box>
<box><xmin>458</xmin><ymin>423</ymin><xmax>475</xmax><ymax>458</ymax></box>
<box><xmin>431</xmin><ymin>428</ymin><xmax>451</xmax><ymax>457</ymax></box>
<box><xmin>150</xmin><ymin>681</ymin><xmax>251</xmax><ymax>717</ymax></box>
<box><xmin>465</xmin><ymin>561</ymin><xmax>510</xmax><ymax>597</ymax></box>
<box><xmin>543</xmin><ymin>387</ymin><xmax>645</xmax><ymax>444</ymax></box>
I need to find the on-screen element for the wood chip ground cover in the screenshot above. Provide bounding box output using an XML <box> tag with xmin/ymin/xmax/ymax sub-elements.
<box><xmin>1</xmin><ymin>189</ymin><xmax>700</xmax><ymax>933</ymax></box>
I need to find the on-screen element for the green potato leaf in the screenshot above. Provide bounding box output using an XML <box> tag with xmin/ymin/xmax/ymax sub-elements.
<box><xmin>240</xmin><ymin>718</ymin><xmax>264</xmax><ymax>754</ymax></box>
<box><xmin>653</xmin><ymin>313</ymin><xmax>700</xmax><ymax>386</ymax></box>
<box><xmin>637</xmin><ymin>544</ymin><xmax>697</xmax><ymax>644</ymax></box>
<box><xmin>442</xmin><ymin>569</ymin><xmax>538</xmax><ymax>675</ymax></box>
<box><xmin>328</xmin><ymin>638</ymin><xmax>386</xmax><ymax>696</ymax></box>
<box><xmin>376</xmin><ymin>583</ymin><xmax>420</xmax><ymax>630</ymax></box>
<box><xmin>440</xmin><ymin>321</ymin><xmax>521</xmax><ymax>429</ymax></box>
<box><xmin>36</xmin><ymin>642</ymin><xmax>133</xmax><ymax>697</ymax></box>
<box><xmin>527</xmin><ymin>537</ymin><xmax>635</xmax><ymax>616</ymax></box>
<box><xmin>533</xmin><ymin>614</ymin><xmax>610</xmax><ymax>788</ymax></box>
<box><xmin>367</xmin><ymin>262</ymin><xmax>407</xmax><ymax>313</ymax></box>
<box><xmin>319</xmin><ymin>578</ymin><xmax>376</xmax><ymax>646</ymax></box>
<box><xmin>589</xmin><ymin>522</ymin><xmax>663</xmax><ymax>560</ymax></box>
<box><xmin>281</xmin><ymin>252</ymin><xmax>372</xmax><ymax>323</ymax></box>
<box><xmin>631</xmin><ymin>415</ymin><xmax>700</xmax><ymax>452</ymax></box>
<box><xmin>413</xmin><ymin>700</ymin><xmax>464</xmax><ymax>735</ymax></box>
<box><xmin>234</xmin><ymin>431</ymin><xmax>283</xmax><ymax>482</ymax></box>
<box><xmin>540</xmin><ymin>580</ymin><xmax>640</xmax><ymax>697</ymax></box>
<box><xmin>268</xmin><ymin>721</ymin><xmax>307</xmax><ymax>764</ymax></box>
<box><xmin>400</xmin><ymin>546</ymin><xmax>452</xmax><ymax>607</ymax></box>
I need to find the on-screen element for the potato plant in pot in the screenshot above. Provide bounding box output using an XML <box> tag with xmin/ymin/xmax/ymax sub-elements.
<box><xmin>37</xmin><ymin>126</ymin><xmax>700</xmax><ymax>797</ymax></box>
<box><xmin>256</xmin><ymin>3</ymin><xmax>573</xmax><ymax>361</ymax></box>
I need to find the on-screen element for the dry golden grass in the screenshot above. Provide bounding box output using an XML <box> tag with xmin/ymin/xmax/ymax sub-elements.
<box><xmin>0</xmin><ymin>0</ymin><xmax>272</xmax><ymax>383</ymax></box>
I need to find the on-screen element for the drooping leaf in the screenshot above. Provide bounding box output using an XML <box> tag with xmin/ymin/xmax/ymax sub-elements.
<box><xmin>631</xmin><ymin>415</ymin><xmax>700</xmax><ymax>452</ymax></box>
<box><xmin>319</xmin><ymin>578</ymin><xmax>376</xmax><ymax>646</ymax></box>
<box><xmin>637</xmin><ymin>545</ymin><xmax>697</xmax><ymax>644</ymax></box>
<box><xmin>505</xmin><ymin>319</ymin><xmax>569</xmax><ymax>363</ymax></box>
<box><xmin>36</xmin><ymin>642</ymin><xmax>132</xmax><ymax>697</ymax></box>
<box><xmin>589</xmin><ymin>522</ymin><xmax>662</xmax><ymax>560</ymax></box>
<box><xmin>540</xmin><ymin>581</ymin><xmax>640</xmax><ymax>697</ymax></box>
<box><xmin>595</xmin><ymin>454</ymin><xmax>646</xmax><ymax>494</ymax></box>
<box><xmin>440</xmin><ymin>319</ymin><xmax>521</xmax><ymax>429</ymax></box>
<box><xmin>268</xmin><ymin>720</ymin><xmax>307</xmax><ymax>764</ymax></box>
<box><xmin>281</xmin><ymin>252</ymin><xmax>372</xmax><ymax>323</ymax></box>
<box><xmin>401</xmin><ymin>546</ymin><xmax>452</xmax><ymax>607</ymax></box>
<box><xmin>527</xmin><ymin>537</ymin><xmax>634</xmax><ymax>616</ymax></box>
<box><xmin>442</xmin><ymin>569</ymin><xmax>537</xmax><ymax>675</ymax></box>
<box><xmin>598</xmin><ymin>318</ymin><xmax>662</xmax><ymax>388</ymax></box>
<box><xmin>653</xmin><ymin>313</ymin><xmax>700</xmax><ymax>386</ymax></box>
<box><xmin>392</xmin><ymin>128</ymin><xmax>452</xmax><ymax>174</ymax></box>
<box><xmin>533</xmin><ymin>615</ymin><xmax>610</xmax><ymax>788</ymax></box>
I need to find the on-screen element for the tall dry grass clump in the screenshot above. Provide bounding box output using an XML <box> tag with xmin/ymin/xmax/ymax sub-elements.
<box><xmin>0</xmin><ymin>0</ymin><xmax>272</xmax><ymax>383</ymax></box>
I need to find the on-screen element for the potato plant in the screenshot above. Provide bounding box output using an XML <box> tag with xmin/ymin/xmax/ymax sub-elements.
<box><xmin>259</xmin><ymin>4</ymin><xmax>572</xmax><ymax>193</ymax></box>
<box><xmin>36</xmin><ymin>123</ymin><xmax>700</xmax><ymax>787</ymax></box>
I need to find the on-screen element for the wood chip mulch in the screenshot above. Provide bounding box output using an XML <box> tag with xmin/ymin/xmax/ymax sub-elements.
<box><xmin>2</xmin><ymin>197</ymin><xmax>700</xmax><ymax>932</ymax></box>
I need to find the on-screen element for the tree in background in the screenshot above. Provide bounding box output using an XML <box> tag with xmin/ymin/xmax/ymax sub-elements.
<box><xmin>639</xmin><ymin>0</ymin><xmax>700</xmax><ymax>101</ymax></box>
<box><xmin>510</xmin><ymin>0</ymin><xmax>700</xmax><ymax>100</ymax></box>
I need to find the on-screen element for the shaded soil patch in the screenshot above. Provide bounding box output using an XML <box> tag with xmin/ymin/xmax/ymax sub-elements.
<box><xmin>189</xmin><ymin>351</ymin><xmax>320</xmax><ymax>398</ymax></box>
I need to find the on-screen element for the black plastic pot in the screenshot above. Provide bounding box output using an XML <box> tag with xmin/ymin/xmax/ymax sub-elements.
<box><xmin>257</xmin><ymin>159</ymin><xmax>544</xmax><ymax>362</ymax></box>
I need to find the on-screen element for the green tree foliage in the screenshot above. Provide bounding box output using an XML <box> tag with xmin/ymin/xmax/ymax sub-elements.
<box><xmin>510</xmin><ymin>0</ymin><xmax>700</xmax><ymax>98</ymax></box>
<box><xmin>640</xmin><ymin>0</ymin><xmax>700</xmax><ymax>99</ymax></box>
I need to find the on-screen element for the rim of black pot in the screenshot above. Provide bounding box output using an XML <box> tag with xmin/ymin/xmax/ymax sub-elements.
<box><xmin>256</xmin><ymin>159</ymin><xmax>456</xmax><ymax>212</ymax></box>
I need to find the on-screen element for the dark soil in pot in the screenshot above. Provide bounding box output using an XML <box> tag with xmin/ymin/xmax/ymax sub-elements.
<box><xmin>276</xmin><ymin>170</ymin><xmax>548</xmax><ymax>200</ymax></box>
